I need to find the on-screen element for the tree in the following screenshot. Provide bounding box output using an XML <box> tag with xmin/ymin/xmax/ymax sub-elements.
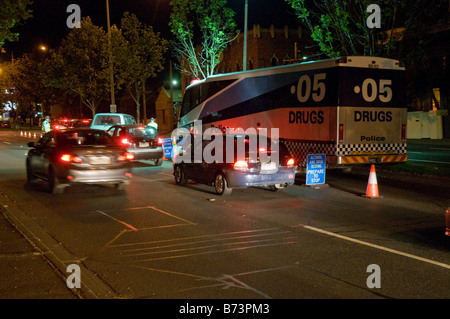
<box><xmin>119</xmin><ymin>12</ymin><xmax>168</xmax><ymax>123</ymax></box>
<box><xmin>41</xmin><ymin>17</ymin><xmax>121</xmax><ymax>116</ymax></box>
<box><xmin>0</xmin><ymin>0</ymin><xmax>32</xmax><ymax>47</ymax></box>
<box><xmin>6</xmin><ymin>52</ymin><xmax>57</xmax><ymax>127</ymax></box>
<box><xmin>169</xmin><ymin>0</ymin><xmax>237</xmax><ymax>79</ymax></box>
<box><xmin>284</xmin><ymin>0</ymin><xmax>426</xmax><ymax>58</ymax></box>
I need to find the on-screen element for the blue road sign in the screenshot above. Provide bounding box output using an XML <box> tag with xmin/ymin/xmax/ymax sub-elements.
<box><xmin>306</xmin><ymin>154</ymin><xmax>326</xmax><ymax>185</ymax></box>
<box><xmin>162</xmin><ymin>138</ymin><xmax>173</xmax><ymax>158</ymax></box>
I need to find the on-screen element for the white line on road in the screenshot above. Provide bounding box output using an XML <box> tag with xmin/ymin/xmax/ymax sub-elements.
<box><xmin>96</xmin><ymin>210</ymin><xmax>138</xmax><ymax>231</ymax></box>
<box><xmin>303</xmin><ymin>225</ymin><xmax>450</xmax><ymax>270</ymax></box>
<box><xmin>408</xmin><ymin>159</ymin><xmax>450</xmax><ymax>165</ymax></box>
<box><xmin>124</xmin><ymin>205</ymin><xmax>197</xmax><ymax>225</ymax></box>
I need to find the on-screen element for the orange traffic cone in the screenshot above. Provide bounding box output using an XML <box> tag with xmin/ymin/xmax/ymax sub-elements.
<box><xmin>20</xmin><ymin>131</ymin><xmax>23</xmax><ymax>136</ymax></box>
<box><xmin>33</xmin><ymin>132</ymin><xmax>37</xmax><ymax>139</ymax></box>
<box><xmin>363</xmin><ymin>164</ymin><xmax>382</xmax><ymax>198</ymax></box>
<box><xmin>28</xmin><ymin>132</ymin><xmax>31</xmax><ymax>138</ymax></box>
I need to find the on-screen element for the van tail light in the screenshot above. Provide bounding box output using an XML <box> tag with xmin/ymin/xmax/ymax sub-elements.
<box><xmin>60</xmin><ymin>154</ymin><xmax>83</xmax><ymax>163</ymax></box>
<box><xmin>339</xmin><ymin>124</ymin><xmax>344</xmax><ymax>143</ymax></box>
<box><xmin>234</xmin><ymin>160</ymin><xmax>248</xmax><ymax>170</ymax></box>
<box><xmin>287</xmin><ymin>158</ymin><xmax>295</xmax><ymax>167</ymax></box>
<box><xmin>401</xmin><ymin>124</ymin><xmax>406</xmax><ymax>142</ymax></box>
<box><xmin>117</xmin><ymin>152</ymin><xmax>134</xmax><ymax>162</ymax></box>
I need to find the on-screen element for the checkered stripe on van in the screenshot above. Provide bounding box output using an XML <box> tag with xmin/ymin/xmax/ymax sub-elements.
<box><xmin>335</xmin><ymin>143</ymin><xmax>407</xmax><ymax>156</ymax></box>
<box><xmin>284</xmin><ymin>141</ymin><xmax>336</xmax><ymax>166</ymax></box>
<box><xmin>284</xmin><ymin>141</ymin><xmax>407</xmax><ymax>167</ymax></box>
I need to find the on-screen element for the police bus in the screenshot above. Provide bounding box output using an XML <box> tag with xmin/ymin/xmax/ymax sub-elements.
<box><xmin>178</xmin><ymin>56</ymin><xmax>407</xmax><ymax>171</ymax></box>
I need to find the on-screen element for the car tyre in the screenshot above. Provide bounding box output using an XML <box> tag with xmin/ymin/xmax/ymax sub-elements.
<box><xmin>48</xmin><ymin>167</ymin><xmax>64</xmax><ymax>194</ymax></box>
<box><xmin>26</xmin><ymin>159</ymin><xmax>37</xmax><ymax>184</ymax></box>
<box><xmin>174</xmin><ymin>165</ymin><xmax>187</xmax><ymax>185</ymax></box>
<box><xmin>154</xmin><ymin>158</ymin><xmax>163</xmax><ymax>166</ymax></box>
<box><xmin>214</xmin><ymin>172</ymin><xmax>232</xmax><ymax>196</ymax></box>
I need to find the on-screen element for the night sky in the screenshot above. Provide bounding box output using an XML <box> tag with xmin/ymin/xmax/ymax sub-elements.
<box><xmin>4</xmin><ymin>0</ymin><xmax>300</xmax><ymax>55</ymax></box>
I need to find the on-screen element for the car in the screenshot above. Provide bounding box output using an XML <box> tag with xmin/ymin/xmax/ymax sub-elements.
<box><xmin>173</xmin><ymin>134</ymin><xmax>296</xmax><ymax>195</ymax></box>
<box><xmin>0</xmin><ymin>121</ymin><xmax>11</xmax><ymax>128</ymax></box>
<box><xmin>68</xmin><ymin>119</ymin><xmax>92</xmax><ymax>128</ymax></box>
<box><xmin>51</xmin><ymin>119</ymin><xmax>70</xmax><ymax>130</ymax></box>
<box><xmin>107</xmin><ymin>124</ymin><xmax>164</xmax><ymax>166</ymax></box>
<box><xmin>90</xmin><ymin>113</ymin><xmax>136</xmax><ymax>131</ymax></box>
<box><xmin>26</xmin><ymin>128</ymin><xmax>134</xmax><ymax>194</ymax></box>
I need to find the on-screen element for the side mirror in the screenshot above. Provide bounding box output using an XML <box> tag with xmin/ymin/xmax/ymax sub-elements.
<box><xmin>27</xmin><ymin>141</ymin><xmax>36</xmax><ymax>148</ymax></box>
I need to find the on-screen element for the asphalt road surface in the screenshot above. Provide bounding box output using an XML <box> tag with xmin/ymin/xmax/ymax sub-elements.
<box><xmin>0</xmin><ymin>130</ymin><xmax>449</xmax><ymax>302</ymax></box>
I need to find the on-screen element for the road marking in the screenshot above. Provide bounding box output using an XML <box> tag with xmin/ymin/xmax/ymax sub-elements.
<box><xmin>303</xmin><ymin>225</ymin><xmax>450</xmax><ymax>270</ymax></box>
<box><xmin>96</xmin><ymin>210</ymin><xmax>138</xmax><ymax>231</ymax></box>
<box><xmin>124</xmin><ymin>205</ymin><xmax>196</xmax><ymax>225</ymax></box>
<box><xmin>408</xmin><ymin>159</ymin><xmax>450</xmax><ymax>165</ymax></box>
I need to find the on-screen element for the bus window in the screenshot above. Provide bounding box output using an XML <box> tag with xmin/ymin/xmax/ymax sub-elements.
<box><xmin>180</xmin><ymin>89</ymin><xmax>192</xmax><ymax>118</ymax></box>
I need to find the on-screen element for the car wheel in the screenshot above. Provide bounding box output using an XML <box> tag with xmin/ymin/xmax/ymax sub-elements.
<box><xmin>214</xmin><ymin>172</ymin><xmax>232</xmax><ymax>196</ymax></box>
<box><xmin>48</xmin><ymin>167</ymin><xmax>64</xmax><ymax>194</ymax></box>
<box><xmin>26</xmin><ymin>159</ymin><xmax>37</xmax><ymax>184</ymax></box>
<box><xmin>174</xmin><ymin>165</ymin><xmax>187</xmax><ymax>185</ymax></box>
<box><xmin>154</xmin><ymin>158</ymin><xmax>163</xmax><ymax>166</ymax></box>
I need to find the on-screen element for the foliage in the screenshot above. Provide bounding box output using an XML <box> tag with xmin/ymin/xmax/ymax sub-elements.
<box><xmin>0</xmin><ymin>0</ymin><xmax>32</xmax><ymax>47</ymax></box>
<box><xmin>1</xmin><ymin>52</ymin><xmax>57</xmax><ymax>125</ymax></box>
<box><xmin>169</xmin><ymin>0</ymin><xmax>237</xmax><ymax>79</ymax></box>
<box><xmin>284</xmin><ymin>0</ymin><xmax>427</xmax><ymax>58</ymax></box>
<box><xmin>118</xmin><ymin>12</ymin><xmax>168</xmax><ymax>123</ymax></box>
<box><xmin>41</xmin><ymin>17</ymin><xmax>114</xmax><ymax>116</ymax></box>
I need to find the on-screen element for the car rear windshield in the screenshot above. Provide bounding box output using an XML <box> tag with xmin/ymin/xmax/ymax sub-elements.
<box><xmin>59</xmin><ymin>130</ymin><xmax>113</xmax><ymax>146</ymax></box>
<box><xmin>94</xmin><ymin>115</ymin><xmax>121</xmax><ymax>125</ymax></box>
<box><xmin>129</xmin><ymin>127</ymin><xmax>157</xmax><ymax>138</ymax></box>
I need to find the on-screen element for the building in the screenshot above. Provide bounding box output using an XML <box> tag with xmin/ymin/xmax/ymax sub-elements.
<box><xmin>219</xmin><ymin>24</ymin><xmax>311</xmax><ymax>73</ymax></box>
<box><xmin>154</xmin><ymin>86</ymin><xmax>182</xmax><ymax>132</ymax></box>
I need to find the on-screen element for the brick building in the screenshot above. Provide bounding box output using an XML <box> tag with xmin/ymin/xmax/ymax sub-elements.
<box><xmin>219</xmin><ymin>24</ymin><xmax>311</xmax><ymax>73</ymax></box>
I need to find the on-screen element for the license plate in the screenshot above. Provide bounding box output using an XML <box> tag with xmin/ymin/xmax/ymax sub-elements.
<box><xmin>261</xmin><ymin>162</ymin><xmax>277</xmax><ymax>171</ymax></box>
<box><xmin>139</xmin><ymin>142</ymin><xmax>149</xmax><ymax>148</ymax></box>
<box><xmin>90</xmin><ymin>156</ymin><xmax>111</xmax><ymax>165</ymax></box>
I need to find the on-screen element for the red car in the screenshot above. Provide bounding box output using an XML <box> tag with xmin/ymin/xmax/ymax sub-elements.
<box><xmin>1</xmin><ymin>121</ymin><xmax>11</xmax><ymax>128</ymax></box>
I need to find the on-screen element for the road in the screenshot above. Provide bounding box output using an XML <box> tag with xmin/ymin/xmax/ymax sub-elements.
<box><xmin>407</xmin><ymin>138</ymin><xmax>450</xmax><ymax>165</ymax></box>
<box><xmin>0</xmin><ymin>130</ymin><xmax>449</xmax><ymax>302</ymax></box>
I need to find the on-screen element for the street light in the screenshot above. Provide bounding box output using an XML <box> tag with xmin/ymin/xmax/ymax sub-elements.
<box><xmin>243</xmin><ymin>0</ymin><xmax>248</xmax><ymax>71</ymax></box>
<box><xmin>106</xmin><ymin>0</ymin><xmax>116</xmax><ymax>112</ymax></box>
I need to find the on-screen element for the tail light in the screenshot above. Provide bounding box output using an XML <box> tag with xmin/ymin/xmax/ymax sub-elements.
<box><xmin>401</xmin><ymin>124</ymin><xmax>406</xmax><ymax>142</ymax></box>
<box><xmin>287</xmin><ymin>158</ymin><xmax>295</xmax><ymax>167</ymax></box>
<box><xmin>121</xmin><ymin>138</ymin><xmax>130</xmax><ymax>145</ymax></box>
<box><xmin>117</xmin><ymin>152</ymin><xmax>134</xmax><ymax>162</ymax></box>
<box><xmin>234</xmin><ymin>160</ymin><xmax>248</xmax><ymax>170</ymax></box>
<box><xmin>339</xmin><ymin>124</ymin><xmax>344</xmax><ymax>143</ymax></box>
<box><xmin>60</xmin><ymin>154</ymin><xmax>83</xmax><ymax>163</ymax></box>
<box><xmin>157</xmin><ymin>137</ymin><xmax>163</xmax><ymax>145</ymax></box>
